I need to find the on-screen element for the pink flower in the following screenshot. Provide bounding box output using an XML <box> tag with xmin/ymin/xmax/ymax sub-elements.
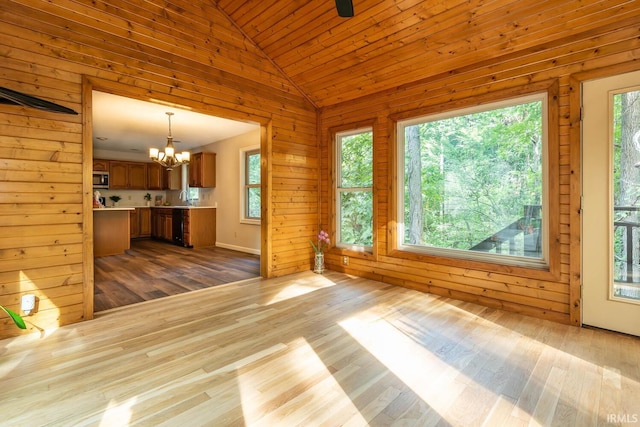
<box><xmin>310</xmin><ymin>229</ymin><xmax>330</xmax><ymax>253</ymax></box>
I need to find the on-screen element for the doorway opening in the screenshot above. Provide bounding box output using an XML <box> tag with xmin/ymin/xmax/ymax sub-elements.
<box><xmin>86</xmin><ymin>84</ymin><xmax>266</xmax><ymax>314</ymax></box>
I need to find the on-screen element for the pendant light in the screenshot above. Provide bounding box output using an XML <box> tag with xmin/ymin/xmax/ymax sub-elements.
<box><xmin>149</xmin><ymin>112</ymin><xmax>190</xmax><ymax>170</ymax></box>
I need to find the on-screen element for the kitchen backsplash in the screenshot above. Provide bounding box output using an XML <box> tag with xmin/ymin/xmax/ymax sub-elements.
<box><xmin>95</xmin><ymin>188</ymin><xmax>216</xmax><ymax>207</ymax></box>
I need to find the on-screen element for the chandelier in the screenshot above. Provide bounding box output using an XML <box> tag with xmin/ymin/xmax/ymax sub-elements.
<box><xmin>149</xmin><ymin>112</ymin><xmax>190</xmax><ymax>170</ymax></box>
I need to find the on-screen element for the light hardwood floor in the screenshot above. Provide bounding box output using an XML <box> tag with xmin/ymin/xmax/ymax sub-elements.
<box><xmin>1</xmin><ymin>270</ymin><xmax>639</xmax><ymax>426</ymax></box>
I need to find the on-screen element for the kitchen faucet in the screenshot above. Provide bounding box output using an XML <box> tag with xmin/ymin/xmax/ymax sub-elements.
<box><xmin>178</xmin><ymin>189</ymin><xmax>191</xmax><ymax>206</ymax></box>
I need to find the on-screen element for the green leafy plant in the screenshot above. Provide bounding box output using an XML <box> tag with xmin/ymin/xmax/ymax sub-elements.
<box><xmin>144</xmin><ymin>193</ymin><xmax>152</xmax><ymax>201</ymax></box>
<box><xmin>109</xmin><ymin>195</ymin><xmax>121</xmax><ymax>203</ymax></box>
<box><xmin>1</xmin><ymin>305</ymin><xmax>26</xmax><ymax>329</ymax></box>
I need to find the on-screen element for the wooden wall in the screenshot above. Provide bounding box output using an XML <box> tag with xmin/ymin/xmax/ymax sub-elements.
<box><xmin>319</xmin><ymin>21</ymin><xmax>640</xmax><ymax>325</ymax></box>
<box><xmin>0</xmin><ymin>0</ymin><xmax>317</xmax><ymax>338</ymax></box>
<box><xmin>2</xmin><ymin>0</ymin><xmax>640</xmax><ymax>339</ymax></box>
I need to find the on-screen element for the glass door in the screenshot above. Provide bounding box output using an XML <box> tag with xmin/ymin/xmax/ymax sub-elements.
<box><xmin>582</xmin><ymin>69</ymin><xmax>640</xmax><ymax>336</ymax></box>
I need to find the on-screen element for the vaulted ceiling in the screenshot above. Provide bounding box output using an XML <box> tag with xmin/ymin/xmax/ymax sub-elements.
<box><xmin>214</xmin><ymin>0</ymin><xmax>639</xmax><ymax>108</ymax></box>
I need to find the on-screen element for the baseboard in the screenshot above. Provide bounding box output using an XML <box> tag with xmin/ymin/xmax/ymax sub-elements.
<box><xmin>216</xmin><ymin>242</ymin><xmax>261</xmax><ymax>255</ymax></box>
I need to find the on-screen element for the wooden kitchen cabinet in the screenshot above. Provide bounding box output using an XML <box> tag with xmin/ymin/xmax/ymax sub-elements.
<box><xmin>147</xmin><ymin>163</ymin><xmax>164</xmax><ymax>190</ymax></box>
<box><xmin>109</xmin><ymin>162</ymin><xmax>128</xmax><ymax>188</ymax></box>
<box><xmin>128</xmin><ymin>163</ymin><xmax>147</xmax><ymax>189</ymax></box>
<box><xmin>150</xmin><ymin>208</ymin><xmax>215</xmax><ymax>247</ymax></box>
<box><xmin>151</xmin><ymin>208</ymin><xmax>173</xmax><ymax>242</ymax></box>
<box><xmin>129</xmin><ymin>208</ymin><xmax>150</xmax><ymax>239</ymax></box>
<box><xmin>138</xmin><ymin>207</ymin><xmax>151</xmax><ymax>237</ymax></box>
<box><xmin>184</xmin><ymin>208</ymin><xmax>216</xmax><ymax>248</ymax></box>
<box><xmin>109</xmin><ymin>161</ymin><xmax>147</xmax><ymax>189</ymax></box>
<box><xmin>188</xmin><ymin>152</ymin><xmax>216</xmax><ymax>188</ymax></box>
<box><xmin>129</xmin><ymin>209</ymin><xmax>139</xmax><ymax>238</ymax></box>
<box><xmin>93</xmin><ymin>159</ymin><xmax>109</xmax><ymax>171</ymax></box>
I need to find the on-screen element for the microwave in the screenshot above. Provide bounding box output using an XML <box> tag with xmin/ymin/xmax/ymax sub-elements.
<box><xmin>92</xmin><ymin>171</ymin><xmax>109</xmax><ymax>189</ymax></box>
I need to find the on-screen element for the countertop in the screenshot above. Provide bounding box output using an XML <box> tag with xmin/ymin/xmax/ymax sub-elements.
<box><xmin>150</xmin><ymin>205</ymin><xmax>216</xmax><ymax>209</ymax></box>
<box><xmin>94</xmin><ymin>205</ymin><xmax>216</xmax><ymax>211</ymax></box>
<box><xmin>93</xmin><ymin>207</ymin><xmax>135</xmax><ymax>211</ymax></box>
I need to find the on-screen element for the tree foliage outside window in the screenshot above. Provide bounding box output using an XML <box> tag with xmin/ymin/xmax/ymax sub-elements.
<box><xmin>337</xmin><ymin>129</ymin><xmax>373</xmax><ymax>248</ymax></box>
<box><xmin>245</xmin><ymin>149</ymin><xmax>260</xmax><ymax>219</ymax></box>
<box><xmin>398</xmin><ymin>94</ymin><xmax>547</xmax><ymax>265</ymax></box>
<box><xmin>612</xmin><ymin>89</ymin><xmax>640</xmax><ymax>286</ymax></box>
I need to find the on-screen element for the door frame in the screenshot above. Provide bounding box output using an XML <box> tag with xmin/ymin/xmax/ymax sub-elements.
<box><xmin>569</xmin><ymin>61</ymin><xmax>640</xmax><ymax>327</ymax></box>
<box><xmin>81</xmin><ymin>77</ymin><xmax>271</xmax><ymax>321</ymax></box>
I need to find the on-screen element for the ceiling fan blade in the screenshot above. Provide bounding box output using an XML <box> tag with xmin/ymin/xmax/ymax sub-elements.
<box><xmin>335</xmin><ymin>0</ymin><xmax>354</xmax><ymax>17</ymax></box>
<box><xmin>0</xmin><ymin>86</ymin><xmax>78</xmax><ymax>115</ymax></box>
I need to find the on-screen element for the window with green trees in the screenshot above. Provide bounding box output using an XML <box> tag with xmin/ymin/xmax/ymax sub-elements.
<box><xmin>397</xmin><ymin>93</ymin><xmax>547</xmax><ymax>266</ymax></box>
<box><xmin>336</xmin><ymin>128</ymin><xmax>373</xmax><ymax>249</ymax></box>
<box><xmin>244</xmin><ymin>149</ymin><xmax>260</xmax><ymax>220</ymax></box>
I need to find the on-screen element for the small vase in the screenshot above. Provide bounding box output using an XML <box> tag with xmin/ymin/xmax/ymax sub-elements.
<box><xmin>313</xmin><ymin>252</ymin><xmax>325</xmax><ymax>274</ymax></box>
<box><xmin>146</xmin><ymin>201</ymin><xmax>151</xmax><ymax>206</ymax></box>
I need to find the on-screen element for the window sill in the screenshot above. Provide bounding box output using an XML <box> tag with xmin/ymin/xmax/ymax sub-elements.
<box><xmin>240</xmin><ymin>218</ymin><xmax>260</xmax><ymax>226</ymax></box>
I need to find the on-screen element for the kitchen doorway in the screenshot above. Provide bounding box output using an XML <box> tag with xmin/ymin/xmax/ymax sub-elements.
<box><xmin>86</xmin><ymin>81</ymin><xmax>266</xmax><ymax>314</ymax></box>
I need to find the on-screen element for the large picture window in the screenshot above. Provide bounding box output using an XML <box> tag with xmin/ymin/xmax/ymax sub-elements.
<box><xmin>397</xmin><ymin>93</ymin><xmax>548</xmax><ymax>267</ymax></box>
<box><xmin>336</xmin><ymin>128</ymin><xmax>373</xmax><ymax>249</ymax></box>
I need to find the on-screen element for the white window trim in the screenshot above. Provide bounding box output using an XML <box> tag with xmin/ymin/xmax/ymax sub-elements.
<box><xmin>240</xmin><ymin>145</ymin><xmax>260</xmax><ymax>225</ymax></box>
<box><xmin>396</xmin><ymin>93</ymin><xmax>549</xmax><ymax>269</ymax></box>
<box><xmin>336</xmin><ymin>127</ymin><xmax>374</xmax><ymax>251</ymax></box>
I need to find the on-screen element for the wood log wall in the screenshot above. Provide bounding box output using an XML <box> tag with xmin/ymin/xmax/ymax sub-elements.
<box><xmin>1</xmin><ymin>0</ymin><xmax>640</xmax><ymax>339</ymax></box>
<box><xmin>0</xmin><ymin>0</ymin><xmax>317</xmax><ymax>338</ymax></box>
<box><xmin>319</xmin><ymin>20</ymin><xmax>640</xmax><ymax>325</ymax></box>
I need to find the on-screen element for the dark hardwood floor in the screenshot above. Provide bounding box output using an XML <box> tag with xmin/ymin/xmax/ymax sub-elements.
<box><xmin>93</xmin><ymin>239</ymin><xmax>261</xmax><ymax>312</ymax></box>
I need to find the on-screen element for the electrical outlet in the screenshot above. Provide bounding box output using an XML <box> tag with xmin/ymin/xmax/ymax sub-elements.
<box><xmin>342</xmin><ymin>256</ymin><xmax>349</xmax><ymax>266</ymax></box>
<box><xmin>21</xmin><ymin>294</ymin><xmax>36</xmax><ymax>315</ymax></box>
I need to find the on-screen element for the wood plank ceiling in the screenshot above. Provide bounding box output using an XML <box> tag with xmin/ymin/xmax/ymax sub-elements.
<box><xmin>214</xmin><ymin>0</ymin><xmax>640</xmax><ymax>108</ymax></box>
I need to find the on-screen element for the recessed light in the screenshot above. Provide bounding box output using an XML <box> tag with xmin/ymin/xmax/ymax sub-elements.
<box><xmin>96</xmin><ymin>136</ymin><xmax>108</xmax><ymax>141</ymax></box>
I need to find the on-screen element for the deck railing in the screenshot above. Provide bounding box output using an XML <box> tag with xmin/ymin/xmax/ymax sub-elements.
<box><xmin>614</xmin><ymin>206</ymin><xmax>640</xmax><ymax>285</ymax></box>
<box><xmin>470</xmin><ymin>205</ymin><xmax>542</xmax><ymax>258</ymax></box>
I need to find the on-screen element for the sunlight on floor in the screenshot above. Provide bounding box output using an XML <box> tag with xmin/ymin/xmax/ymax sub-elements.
<box><xmin>339</xmin><ymin>303</ymin><xmax>640</xmax><ymax>425</ymax></box>
<box><xmin>237</xmin><ymin>337</ymin><xmax>367</xmax><ymax>425</ymax></box>
<box><xmin>264</xmin><ymin>275</ymin><xmax>337</xmax><ymax>306</ymax></box>
<box><xmin>98</xmin><ymin>397</ymin><xmax>137</xmax><ymax>426</ymax></box>
<box><xmin>339</xmin><ymin>315</ymin><xmax>454</xmax><ymax>422</ymax></box>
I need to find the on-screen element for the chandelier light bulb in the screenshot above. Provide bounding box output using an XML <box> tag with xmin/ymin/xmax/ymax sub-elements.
<box><xmin>149</xmin><ymin>112</ymin><xmax>190</xmax><ymax>170</ymax></box>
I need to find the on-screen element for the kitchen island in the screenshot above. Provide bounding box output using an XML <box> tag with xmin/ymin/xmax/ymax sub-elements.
<box><xmin>93</xmin><ymin>207</ymin><xmax>135</xmax><ymax>257</ymax></box>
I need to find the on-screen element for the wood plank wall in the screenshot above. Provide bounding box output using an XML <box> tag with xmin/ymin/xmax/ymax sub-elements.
<box><xmin>319</xmin><ymin>21</ymin><xmax>640</xmax><ymax>325</ymax></box>
<box><xmin>0</xmin><ymin>0</ymin><xmax>317</xmax><ymax>338</ymax></box>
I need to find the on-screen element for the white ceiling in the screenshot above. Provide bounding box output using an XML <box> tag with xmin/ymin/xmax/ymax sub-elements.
<box><xmin>92</xmin><ymin>91</ymin><xmax>258</xmax><ymax>154</ymax></box>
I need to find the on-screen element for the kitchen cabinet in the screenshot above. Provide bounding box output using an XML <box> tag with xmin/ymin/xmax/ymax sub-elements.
<box><xmin>150</xmin><ymin>163</ymin><xmax>182</xmax><ymax>190</ymax></box>
<box><xmin>93</xmin><ymin>159</ymin><xmax>109</xmax><ymax>171</ymax></box>
<box><xmin>147</xmin><ymin>163</ymin><xmax>164</xmax><ymax>190</ymax></box>
<box><xmin>150</xmin><ymin>207</ymin><xmax>216</xmax><ymax>247</ymax></box>
<box><xmin>131</xmin><ymin>208</ymin><xmax>151</xmax><ymax>238</ymax></box>
<box><xmin>151</xmin><ymin>208</ymin><xmax>173</xmax><ymax>242</ymax></box>
<box><xmin>189</xmin><ymin>152</ymin><xmax>216</xmax><ymax>188</ymax></box>
<box><xmin>110</xmin><ymin>161</ymin><xmax>147</xmax><ymax>190</ymax></box>
<box><xmin>138</xmin><ymin>207</ymin><xmax>151</xmax><ymax>237</ymax></box>
<box><xmin>93</xmin><ymin>208</ymin><xmax>132</xmax><ymax>257</ymax></box>
<box><xmin>184</xmin><ymin>208</ymin><xmax>216</xmax><ymax>248</ymax></box>
<box><xmin>130</xmin><ymin>209</ymin><xmax>139</xmax><ymax>238</ymax></box>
